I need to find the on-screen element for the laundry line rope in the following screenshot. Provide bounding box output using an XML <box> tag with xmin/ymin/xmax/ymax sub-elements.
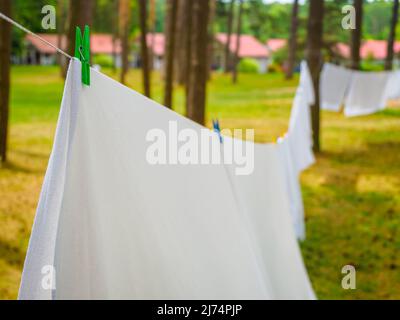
<box><xmin>0</xmin><ymin>12</ymin><xmax>72</xmax><ymax>60</ymax></box>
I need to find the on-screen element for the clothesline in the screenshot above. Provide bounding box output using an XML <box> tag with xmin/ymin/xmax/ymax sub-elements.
<box><xmin>0</xmin><ymin>12</ymin><xmax>72</xmax><ymax>60</ymax></box>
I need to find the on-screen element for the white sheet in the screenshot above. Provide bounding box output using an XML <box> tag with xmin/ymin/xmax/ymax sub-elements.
<box><xmin>384</xmin><ymin>69</ymin><xmax>400</xmax><ymax>100</ymax></box>
<box><xmin>18</xmin><ymin>60</ymin><xmax>81</xmax><ymax>300</ymax></box>
<box><xmin>277</xmin><ymin>135</ymin><xmax>306</xmax><ymax>241</ymax></box>
<box><xmin>273</xmin><ymin>61</ymin><xmax>315</xmax><ymax>241</ymax></box>
<box><xmin>344</xmin><ymin>71</ymin><xmax>390</xmax><ymax>117</ymax></box>
<box><xmin>320</xmin><ymin>63</ymin><xmax>352</xmax><ymax>112</ymax></box>
<box><xmin>225</xmin><ymin>138</ymin><xmax>314</xmax><ymax>298</ymax></box>
<box><xmin>287</xmin><ymin>62</ymin><xmax>315</xmax><ymax>174</ymax></box>
<box><xmin>19</xmin><ymin>58</ymin><xmax>315</xmax><ymax>300</ymax></box>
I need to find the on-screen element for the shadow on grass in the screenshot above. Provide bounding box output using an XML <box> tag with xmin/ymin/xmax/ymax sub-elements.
<box><xmin>311</xmin><ymin>141</ymin><xmax>400</xmax><ymax>213</ymax></box>
<box><xmin>0</xmin><ymin>160</ymin><xmax>44</xmax><ymax>175</ymax></box>
<box><xmin>12</xmin><ymin>149</ymin><xmax>49</xmax><ymax>161</ymax></box>
<box><xmin>318</xmin><ymin>140</ymin><xmax>400</xmax><ymax>176</ymax></box>
<box><xmin>301</xmin><ymin>139</ymin><xmax>400</xmax><ymax>299</ymax></box>
<box><xmin>0</xmin><ymin>239</ymin><xmax>25</xmax><ymax>268</ymax></box>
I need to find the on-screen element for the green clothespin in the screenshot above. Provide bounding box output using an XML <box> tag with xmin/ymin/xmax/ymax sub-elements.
<box><xmin>74</xmin><ymin>25</ymin><xmax>90</xmax><ymax>86</ymax></box>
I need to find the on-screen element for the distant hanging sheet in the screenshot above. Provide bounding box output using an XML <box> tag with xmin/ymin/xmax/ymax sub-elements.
<box><xmin>385</xmin><ymin>69</ymin><xmax>400</xmax><ymax>100</ymax></box>
<box><xmin>318</xmin><ymin>63</ymin><xmax>398</xmax><ymax>117</ymax></box>
<box><xmin>275</xmin><ymin>61</ymin><xmax>315</xmax><ymax>241</ymax></box>
<box><xmin>320</xmin><ymin>63</ymin><xmax>353</xmax><ymax>112</ymax></box>
<box><xmin>277</xmin><ymin>135</ymin><xmax>306</xmax><ymax>241</ymax></box>
<box><xmin>287</xmin><ymin>61</ymin><xmax>315</xmax><ymax>174</ymax></box>
<box><xmin>344</xmin><ymin>71</ymin><xmax>390</xmax><ymax>117</ymax></box>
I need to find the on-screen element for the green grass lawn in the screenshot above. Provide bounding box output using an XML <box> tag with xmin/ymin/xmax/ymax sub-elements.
<box><xmin>0</xmin><ymin>65</ymin><xmax>399</xmax><ymax>299</ymax></box>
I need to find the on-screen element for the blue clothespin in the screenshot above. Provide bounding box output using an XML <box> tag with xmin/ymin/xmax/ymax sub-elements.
<box><xmin>74</xmin><ymin>25</ymin><xmax>90</xmax><ymax>86</ymax></box>
<box><xmin>212</xmin><ymin>119</ymin><xmax>223</xmax><ymax>143</ymax></box>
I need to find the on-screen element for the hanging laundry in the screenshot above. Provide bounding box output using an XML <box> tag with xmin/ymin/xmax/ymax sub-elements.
<box><xmin>384</xmin><ymin>69</ymin><xmax>400</xmax><ymax>100</ymax></box>
<box><xmin>270</xmin><ymin>62</ymin><xmax>315</xmax><ymax>240</ymax></box>
<box><xmin>287</xmin><ymin>62</ymin><xmax>315</xmax><ymax>174</ymax></box>
<box><xmin>298</xmin><ymin>61</ymin><xmax>315</xmax><ymax>106</ymax></box>
<box><xmin>19</xmin><ymin>58</ymin><xmax>315</xmax><ymax>300</ymax></box>
<box><xmin>224</xmin><ymin>138</ymin><xmax>315</xmax><ymax>299</ymax></box>
<box><xmin>344</xmin><ymin>71</ymin><xmax>390</xmax><ymax>117</ymax></box>
<box><xmin>277</xmin><ymin>135</ymin><xmax>306</xmax><ymax>241</ymax></box>
<box><xmin>320</xmin><ymin>63</ymin><xmax>353</xmax><ymax>112</ymax></box>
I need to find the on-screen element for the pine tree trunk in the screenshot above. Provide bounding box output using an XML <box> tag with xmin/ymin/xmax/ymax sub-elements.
<box><xmin>163</xmin><ymin>0</ymin><xmax>178</xmax><ymax>108</ymax></box>
<box><xmin>351</xmin><ymin>0</ymin><xmax>363</xmax><ymax>70</ymax></box>
<box><xmin>173</xmin><ymin>0</ymin><xmax>183</xmax><ymax>84</ymax></box>
<box><xmin>67</xmin><ymin>0</ymin><xmax>94</xmax><ymax>58</ymax></box>
<box><xmin>184</xmin><ymin>0</ymin><xmax>194</xmax><ymax>115</ymax></box>
<box><xmin>119</xmin><ymin>0</ymin><xmax>131</xmax><ymax>85</ymax></box>
<box><xmin>306</xmin><ymin>0</ymin><xmax>324</xmax><ymax>153</ymax></box>
<box><xmin>57</xmin><ymin>0</ymin><xmax>67</xmax><ymax>78</ymax></box>
<box><xmin>0</xmin><ymin>0</ymin><xmax>12</xmax><ymax>164</ymax></box>
<box><xmin>286</xmin><ymin>0</ymin><xmax>299</xmax><ymax>80</ymax></box>
<box><xmin>175</xmin><ymin>0</ymin><xmax>189</xmax><ymax>85</ymax></box>
<box><xmin>224</xmin><ymin>0</ymin><xmax>235</xmax><ymax>73</ymax></box>
<box><xmin>232</xmin><ymin>0</ymin><xmax>243</xmax><ymax>84</ymax></box>
<box><xmin>385</xmin><ymin>0</ymin><xmax>399</xmax><ymax>71</ymax></box>
<box><xmin>187</xmin><ymin>0</ymin><xmax>210</xmax><ymax>125</ymax></box>
<box><xmin>148</xmin><ymin>0</ymin><xmax>156</xmax><ymax>71</ymax></box>
<box><xmin>112</xmin><ymin>0</ymin><xmax>119</xmax><ymax>73</ymax></box>
<box><xmin>139</xmin><ymin>0</ymin><xmax>151</xmax><ymax>97</ymax></box>
<box><xmin>207</xmin><ymin>0</ymin><xmax>216</xmax><ymax>80</ymax></box>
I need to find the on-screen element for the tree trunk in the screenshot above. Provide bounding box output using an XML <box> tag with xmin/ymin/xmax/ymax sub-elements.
<box><xmin>148</xmin><ymin>0</ymin><xmax>156</xmax><ymax>71</ymax></box>
<box><xmin>138</xmin><ymin>0</ymin><xmax>151</xmax><ymax>97</ymax></box>
<box><xmin>306</xmin><ymin>0</ymin><xmax>324</xmax><ymax>153</ymax></box>
<box><xmin>351</xmin><ymin>0</ymin><xmax>363</xmax><ymax>70</ymax></box>
<box><xmin>57</xmin><ymin>0</ymin><xmax>67</xmax><ymax>78</ymax></box>
<box><xmin>232</xmin><ymin>0</ymin><xmax>243</xmax><ymax>84</ymax></box>
<box><xmin>119</xmin><ymin>0</ymin><xmax>131</xmax><ymax>85</ymax></box>
<box><xmin>0</xmin><ymin>0</ymin><xmax>12</xmax><ymax>164</ymax></box>
<box><xmin>207</xmin><ymin>0</ymin><xmax>217</xmax><ymax>80</ymax></box>
<box><xmin>286</xmin><ymin>0</ymin><xmax>299</xmax><ymax>79</ymax></box>
<box><xmin>224</xmin><ymin>0</ymin><xmax>235</xmax><ymax>73</ymax></box>
<box><xmin>187</xmin><ymin>0</ymin><xmax>210</xmax><ymax>125</ymax></box>
<box><xmin>173</xmin><ymin>0</ymin><xmax>183</xmax><ymax>84</ymax></box>
<box><xmin>163</xmin><ymin>0</ymin><xmax>178</xmax><ymax>108</ymax></box>
<box><xmin>385</xmin><ymin>0</ymin><xmax>399</xmax><ymax>71</ymax></box>
<box><xmin>67</xmin><ymin>0</ymin><xmax>94</xmax><ymax>58</ymax></box>
<box><xmin>112</xmin><ymin>0</ymin><xmax>119</xmax><ymax>73</ymax></box>
<box><xmin>184</xmin><ymin>0</ymin><xmax>194</xmax><ymax>114</ymax></box>
<box><xmin>175</xmin><ymin>0</ymin><xmax>190</xmax><ymax>85</ymax></box>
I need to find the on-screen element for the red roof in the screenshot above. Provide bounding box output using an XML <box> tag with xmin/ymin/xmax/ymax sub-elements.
<box><xmin>266</xmin><ymin>38</ymin><xmax>287</xmax><ymax>53</ymax></box>
<box><xmin>334</xmin><ymin>42</ymin><xmax>351</xmax><ymax>58</ymax></box>
<box><xmin>146</xmin><ymin>33</ymin><xmax>165</xmax><ymax>56</ymax></box>
<box><xmin>216</xmin><ymin>33</ymin><xmax>269</xmax><ymax>58</ymax></box>
<box><xmin>362</xmin><ymin>40</ymin><xmax>388</xmax><ymax>59</ymax></box>
<box><xmin>335</xmin><ymin>40</ymin><xmax>400</xmax><ymax>60</ymax></box>
<box><xmin>26</xmin><ymin>33</ymin><xmax>121</xmax><ymax>55</ymax></box>
<box><xmin>141</xmin><ymin>33</ymin><xmax>269</xmax><ymax>58</ymax></box>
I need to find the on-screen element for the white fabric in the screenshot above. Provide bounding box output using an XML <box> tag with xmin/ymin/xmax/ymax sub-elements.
<box><xmin>344</xmin><ymin>71</ymin><xmax>390</xmax><ymax>117</ymax></box>
<box><xmin>19</xmin><ymin>59</ymin><xmax>315</xmax><ymax>300</ymax></box>
<box><xmin>224</xmin><ymin>138</ymin><xmax>314</xmax><ymax>298</ymax></box>
<box><xmin>275</xmin><ymin>61</ymin><xmax>315</xmax><ymax>240</ymax></box>
<box><xmin>18</xmin><ymin>61</ymin><xmax>81</xmax><ymax>300</ymax></box>
<box><xmin>299</xmin><ymin>61</ymin><xmax>315</xmax><ymax>106</ymax></box>
<box><xmin>277</xmin><ymin>135</ymin><xmax>306</xmax><ymax>241</ymax></box>
<box><xmin>384</xmin><ymin>70</ymin><xmax>400</xmax><ymax>100</ymax></box>
<box><xmin>287</xmin><ymin>62</ymin><xmax>315</xmax><ymax>174</ymax></box>
<box><xmin>320</xmin><ymin>63</ymin><xmax>352</xmax><ymax>112</ymax></box>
